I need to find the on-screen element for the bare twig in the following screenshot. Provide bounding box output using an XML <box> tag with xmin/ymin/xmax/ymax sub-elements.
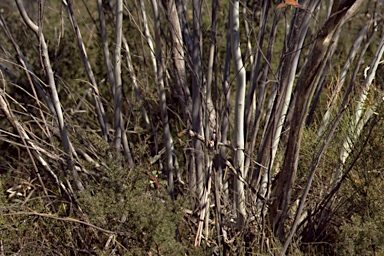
<box><xmin>0</xmin><ymin>87</ymin><xmax>77</xmax><ymax>206</ymax></box>
<box><xmin>4</xmin><ymin>211</ymin><xmax>115</xmax><ymax>234</ymax></box>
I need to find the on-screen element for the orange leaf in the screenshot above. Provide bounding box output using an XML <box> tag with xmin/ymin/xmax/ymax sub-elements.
<box><xmin>276</xmin><ymin>3</ymin><xmax>286</xmax><ymax>9</ymax></box>
<box><xmin>286</xmin><ymin>0</ymin><xmax>304</xmax><ymax>8</ymax></box>
<box><xmin>277</xmin><ymin>0</ymin><xmax>304</xmax><ymax>9</ymax></box>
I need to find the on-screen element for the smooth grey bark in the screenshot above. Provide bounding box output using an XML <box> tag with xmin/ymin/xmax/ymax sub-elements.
<box><xmin>163</xmin><ymin>0</ymin><xmax>188</xmax><ymax>182</ymax></box>
<box><xmin>0</xmin><ymin>10</ymin><xmax>68</xmax><ymax>202</ymax></box>
<box><xmin>244</xmin><ymin>9</ymin><xmax>281</xmax><ymax>244</ymax></box>
<box><xmin>304</xmin><ymin>14</ymin><xmax>345</xmax><ymax>127</ymax></box>
<box><xmin>103</xmin><ymin>1</ymin><xmax>134</xmax><ymax>167</ymax></box>
<box><xmin>16</xmin><ymin>0</ymin><xmax>70</xmax><ymax>158</ymax></box>
<box><xmin>205</xmin><ymin>0</ymin><xmax>217</xmax><ymax>141</ymax></box>
<box><xmin>190</xmin><ymin>0</ymin><xmax>204</xmax><ymax>199</ymax></box>
<box><xmin>175</xmin><ymin>0</ymin><xmax>192</xmax><ymax>61</ymax></box>
<box><xmin>140</xmin><ymin>0</ymin><xmax>173</xmax><ymax>171</ymax></box>
<box><xmin>139</xmin><ymin>0</ymin><xmax>172</xmax><ymax>170</ymax></box>
<box><xmin>230</xmin><ymin>0</ymin><xmax>247</xmax><ymax>228</ymax></box>
<box><xmin>0</xmin><ymin>13</ymin><xmax>56</xmax><ymax>116</ymax></box>
<box><xmin>120</xmin><ymin>114</ymin><xmax>135</xmax><ymax>168</ymax></box>
<box><xmin>304</xmin><ymin>12</ymin><xmax>356</xmax><ymax>126</ymax></box>
<box><xmin>266</xmin><ymin>5</ymin><xmax>314</xmax><ymax>170</ymax></box>
<box><xmin>195</xmin><ymin>164</ymin><xmax>212</xmax><ymax>246</ymax></box>
<box><xmin>113</xmin><ymin>0</ymin><xmax>123</xmax><ymax>152</ymax></box>
<box><xmin>140</xmin><ymin>0</ymin><xmax>157</xmax><ymax>72</ymax></box>
<box><xmin>150</xmin><ymin>0</ymin><xmax>175</xmax><ymax>199</ymax></box>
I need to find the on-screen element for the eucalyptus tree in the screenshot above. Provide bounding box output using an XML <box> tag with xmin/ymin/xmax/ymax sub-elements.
<box><xmin>2</xmin><ymin>0</ymin><xmax>384</xmax><ymax>254</ymax></box>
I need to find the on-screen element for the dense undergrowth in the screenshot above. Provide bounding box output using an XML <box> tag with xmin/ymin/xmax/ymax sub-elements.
<box><xmin>0</xmin><ymin>0</ymin><xmax>384</xmax><ymax>255</ymax></box>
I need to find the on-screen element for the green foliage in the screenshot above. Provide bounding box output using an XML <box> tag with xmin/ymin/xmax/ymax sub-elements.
<box><xmin>0</xmin><ymin>158</ymin><xmax>188</xmax><ymax>255</ymax></box>
<box><xmin>337</xmin><ymin>205</ymin><xmax>384</xmax><ymax>255</ymax></box>
<box><xmin>77</xmin><ymin>162</ymin><xmax>186</xmax><ymax>255</ymax></box>
<box><xmin>332</xmin><ymin>116</ymin><xmax>384</xmax><ymax>255</ymax></box>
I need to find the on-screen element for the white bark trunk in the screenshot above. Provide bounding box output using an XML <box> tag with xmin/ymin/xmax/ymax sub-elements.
<box><xmin>113</xmin><ymin>0</ymin><xmax>123</xmax><ymax>151</ymax></box>
<box><xmin>230</xmin><ymin>0</ymin><xmax>246</xmax><ymax>228</ymax></box>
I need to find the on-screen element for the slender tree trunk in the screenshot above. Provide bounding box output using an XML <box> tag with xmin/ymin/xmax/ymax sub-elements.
<box><xmin>190</xmin><ymin>0</ymin><xmax>204</xmax><ymax>200</ymax></box>
<box><xmin>140</xmin><ymin>0</ymin><xmax>157</xmax><ymax>76</ymax></box>
<box><xmin>175</xmin><ymin>0</ymin><xmax>192</xmax><ymax>57</ymax></box>
<box><xmin>271</xmin><ymin>2</ymin><xmax>320</xmax><ymax>167</ymax></box>
<box><xmin>16</xmin><ymin>0</ymin><xmax>70</xmax><ymax>159</ymax></box>
<box><xmin>205</xmin><ymin>0</ymin><xmax>217</xmax><ymax>140</ymax></box>
<box><xmin>15</xmin><ymin>0</ymin><xmax>86</xmax><ymax>192</ymax></box>
<box><xmin>284</xmin><ymin>29</ymin><xmax>383</xmax><ymax>253</ymax></box>
<box><xmin>250</xmin><ymin>2</ymin><xmax>318</xmax><ymax>222</ymax></box>
<box><xmin>150</xmin><ymin>0</ymin><xmax>175</xmax><ymax>199</ymax></box>
<box><xmin>230</xmin><ymin>0</ymin><xmax>247</xmax><ymax>229</ymax></box>
<box><xmin>16</xmin><ymin>0</ymin><xmax>83</xmax><ymax>189</ymax></box>
<box><xmin>96</xmin><ymin>0</ymin><xmax>115</xmax><ymax>96</ymax></box>
<box><xmin>113</xmin><ymin>0</ymin><xmax>123</xmax><ymax>152</ymax></box>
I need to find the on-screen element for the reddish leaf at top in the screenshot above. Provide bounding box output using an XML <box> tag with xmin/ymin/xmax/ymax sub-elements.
<box><xmin>277</xmin><ymin>0</ymin><xmax>304</xmax><ymax>9</ymax></box>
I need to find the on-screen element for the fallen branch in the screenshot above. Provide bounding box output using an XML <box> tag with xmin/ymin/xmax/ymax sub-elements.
<box><xmin>4</xmin><ymin>211</ymin><xmax>115</xmax><ymax>234</ymax></box>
